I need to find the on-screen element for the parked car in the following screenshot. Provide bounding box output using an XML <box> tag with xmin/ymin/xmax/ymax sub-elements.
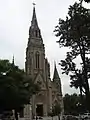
<box><xmin>80</xmin><ymin>113</ymin><xmax>90</xmax><ymax>119</ymax></box>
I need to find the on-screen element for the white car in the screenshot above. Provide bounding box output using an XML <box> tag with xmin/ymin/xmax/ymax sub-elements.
<box><xmin>81</xmin><ymin>113</ymin><xmax>90</xmax><ymax>119</ymax></box>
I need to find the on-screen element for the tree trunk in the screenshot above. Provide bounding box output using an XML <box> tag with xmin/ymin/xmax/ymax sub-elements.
<box><xmin>79</xmin><ymin>42</ymin><xmax>90</xmax><ymax>111</ymax></box>
<box><xmin>79</xmin><ymin>41</ymin><xmax>89</xmax><ymax>95</ymax></box>
<box><xmin>58</xmin><ymin>114</ymin><xmax>60</xmax><ymax>120</ymax></box>
<box><xmin>15</xmin><ymin>110</ymin><xmax>18</xmax><ymax>120</ymax></box>
<box><xmin>80</xmin><ymin>86</ymin><xmax>83</xmax><ymax>99</ymax></box>
<box><xmin>85</xmin><ymin>93</ymin><xmax>90</xmax><ymax>112</ymax></box>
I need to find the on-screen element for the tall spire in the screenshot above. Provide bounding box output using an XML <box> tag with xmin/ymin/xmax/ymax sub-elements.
<box><xmin>31</xmin><ymin>4</ymin><xmax>38</xmax><ymax>28</ymax></box>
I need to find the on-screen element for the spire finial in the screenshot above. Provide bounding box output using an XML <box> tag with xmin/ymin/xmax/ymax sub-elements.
<box><xmin>12</xmin><ymin>55</ymin><xmax>15</xmax><ymax>65</ymax></box>
<box><xmin>33</xmin><ymin>2</ymin><xmax>36</xmax><ymax>7</ymax></box>
<box><xmin>54</xmin><ymin>61</ymin><xmax>56</xmax><ymax>67</ymax></box>
<box><xmin>31</xmin><ymin>2</ymin><xmax>38</xmax><ymax>28</ymax></box>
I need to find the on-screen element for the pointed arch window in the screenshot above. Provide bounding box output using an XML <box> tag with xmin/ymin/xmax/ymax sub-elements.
<box><xmin>35</xmin><ymin>30</ymin><xmax>40</xmax><ymax>37</ymax></box>
<box><xmin>35</xmin><ymin>30</ymin><xmax>38</xmax><ymax>37</ymax></box>
<box><xmin>35</xmin><ymin>52</ymin><xmax>40</xmax><ymax>69</ymax></box>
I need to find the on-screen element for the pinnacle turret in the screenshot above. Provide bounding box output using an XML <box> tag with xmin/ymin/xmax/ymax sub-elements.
<box><xmin>53</xmin><ymin>62</ymin><xmax>60</xmax><ymax>81</ymax></box>
<box><xmin>53</xmin><ymin>62</ymin><xmax>62</xmax><ymax>94</ymax></box>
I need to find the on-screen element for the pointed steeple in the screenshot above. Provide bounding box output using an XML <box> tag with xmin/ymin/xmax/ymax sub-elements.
<box><xmin>53</xmin><ymin>62</ymin><xmax>62</xmax><ymax>94</ymax></box>
<box><xmin>31</xmin><ymin>5</ymin><xmax>38</xmax><ymax>28</ymax></box>
<box><xmin>53</xmin><ymin>62</ymin><xmax>60</xmax><ymax>81</ymax></box>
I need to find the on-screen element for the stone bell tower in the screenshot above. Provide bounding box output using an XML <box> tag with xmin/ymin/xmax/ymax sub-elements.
<box><xmin>25</xmin><ymin>5</ymin><xmax>49</xmax><ymax>117</ymax></box>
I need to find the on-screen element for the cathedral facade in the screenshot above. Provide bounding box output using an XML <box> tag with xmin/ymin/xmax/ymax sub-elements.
<box><xmin>24</xmin><ymin>6</ymin><xmax>64</xmax><ymax>118</ymax></box>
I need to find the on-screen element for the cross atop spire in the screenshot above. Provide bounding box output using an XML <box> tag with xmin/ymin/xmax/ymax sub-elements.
<box><xmin>31</xmin><ymin>2</ymin><xmax>38</xmax><ymax>28</ymax></box>
<box><xmin>33</xmin><ymin>2</ymin><xmax>36</xmax><ymax>7</ymax></box>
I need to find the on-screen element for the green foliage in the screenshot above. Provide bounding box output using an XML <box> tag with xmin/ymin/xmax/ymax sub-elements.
<box><xmin>63</xmin><ymin>93</ymin><xmax>85</xmax><ymax>115</ymax></box>
<box><xmin>79</xmin><ymin>0</ymin><xmax>90</xmax><ymax>4</ymax></box>
<box><xmin>54</xmin><ymin>2</ymin><xmax>90</xmax><ymax>99</ymax></box>
<box><xmin>0</xmin><ymin>59</ymin><xmax>39</xmax><ymax>113</ymax></box>
<box><xmin>52</xmin><ymin>103</ymin><xmax>61</xmax><ymax>116</ymax></box>
<box><xmin>83</xmin><ymin>0</ymin><xmax>90</xmax><ymax>3</ymax></box>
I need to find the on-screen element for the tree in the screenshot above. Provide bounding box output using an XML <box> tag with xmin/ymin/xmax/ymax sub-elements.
<box><xmin>81</xmin><ymin>0</ymin><xmax>90</xmax><ymax>3</ymax></box>
<box><xmin>0</xmin><ymin>59</ymin><xmax>39</xmax><ymax>120</ymax></box>
<box><xmin>84</xmin><ymin>0</ymin><xmax>90</xmax><ymax>2</ymax></box>
<box><xmin>52</xmin><ymin>103</ymin><xmax>61</xmax><ymax>120</ymax></box>
<box><xmin>54</xmin><ymin>2</ymin><xmax>90</xmax><ymax>110</ymax></box>
<box><xmin>63</xmin><ymin>93</ymin><xmax>88</xmax><ymax>115</ymax></box>
<box><xmin>63</xmin><ymin>93</ymin><xmax>83</xmax><ymax>115</ymax></box>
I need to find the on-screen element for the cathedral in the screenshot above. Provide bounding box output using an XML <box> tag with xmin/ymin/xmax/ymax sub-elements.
<box><xmin>23</xmin><ymin>5</ymin><xmax>64</xmax><ymax>119</ymax></box>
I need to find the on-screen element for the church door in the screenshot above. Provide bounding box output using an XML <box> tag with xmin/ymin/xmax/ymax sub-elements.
<box><xmin>36</xmin><ymin>104</ymin><xmax>43</xmax><ymax>116</ymax></box>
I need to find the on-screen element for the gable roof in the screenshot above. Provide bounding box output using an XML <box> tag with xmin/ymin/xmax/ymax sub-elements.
<box><xmin>34</xmin><ymin>73</ymin><xmax>47</xmax><ymax>90</ymax></box>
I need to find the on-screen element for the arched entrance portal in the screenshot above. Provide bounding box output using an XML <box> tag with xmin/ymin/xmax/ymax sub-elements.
<box><xmin>36</xmin><ymin>104</ymin><xmax>43</xmax><ymax>116</ymax></box>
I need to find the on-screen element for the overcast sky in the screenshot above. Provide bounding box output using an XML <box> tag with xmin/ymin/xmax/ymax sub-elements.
<box><xmin>0</xmin><ymin>0</ymin><xmax>90</xmax><ymax>95</ymax></box>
